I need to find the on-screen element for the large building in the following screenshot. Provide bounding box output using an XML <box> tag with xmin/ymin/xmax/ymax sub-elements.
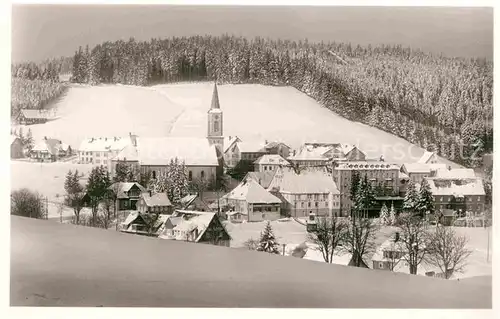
<box><xmin>253</xmin><ymin>154</ymin><xmax>290</xmax><ymax>173</ymax></box>
<box><xmin>267</xmin><ymin>167</ymin><xmax>340</xmax><ymax>217</ymax></box>
<box><xmin>400</xmin><ymin>163</ymin><xmax>447</xmax><ymax>184</ymax></box>
<box><xmin>333</xmin><ymin>161</ymin><xmax>400</xmax><ymax>216</ymax></box>
<box><xmin>288</xmin><ymin>142</ymin><xmax>366</xmax><ymax>168</ymax></box>
<box><xmin>78</xmin><ymin>135</ymin><xmax>134</xmax><ymax>169</ymax></box>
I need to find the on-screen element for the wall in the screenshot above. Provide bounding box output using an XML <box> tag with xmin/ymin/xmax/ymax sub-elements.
<box><xmin>279</xmin><ymin>192</ymin><xmax>339</xmax><ymax>218</ymax></box>
<box><xmin>248</xmin><ymin>203</ymin><xmax>281</xmax><ymax>222</ymax></box>
<box><xmin>142</xmin><ymin>165</ymin><xmax>217</xmax><ymax>182</ymax></box>
<box><xmin>11</xmin><ymin>140</ymin><xmax>23</xmax><ymax>159</ymax></box>
<box><xmin>434</xmin><ymin>195</ymin><xmax>484</xmax><ymax>214</ymax></box>
<box><xmin>224</xmin><ymin>143</ymin><xmax>241</xmax><ymax>168</ymax></box>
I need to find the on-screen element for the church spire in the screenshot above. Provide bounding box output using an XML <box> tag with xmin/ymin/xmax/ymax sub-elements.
<box><xmin>210</xmin><ymin>82</ymin><xmax>220</xmax><ymax>109</ymax></box>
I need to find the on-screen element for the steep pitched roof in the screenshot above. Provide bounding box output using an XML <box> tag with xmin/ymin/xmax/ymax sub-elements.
<box><xmin>268</xmin><ymin>167</ymin><xmax>340</xmax><ymax>194</ymax></box>
<box><xmin>253</xmin><ymin>154</ymin><xmax>291</xmax><ymax>166</ymax></box>
<box><xmin>222</xmin><ymin>178</ymin><xmax>282</xmax><ymax>204</ymax></box>
<box><xmin>78</xmin><ymin>136</ymin><xmax>131</xmax><ymax>152</ymax></box>
<box><xmin>110</xmin><ymin>182</ymin><xmax>146</xmax><ymax>199</ymax></box>
<box><xmin>210</xmin><ymin>82</ymin><xmax>220</xmax><ymax>110</ymax></box>
<box><xmin>427</xmin><ymin>178</ymin><xmax>485</xmax><ymax>196</ymax></box>
<box><xmin>265</xmin><ymin>141</ymin><xmax>291</xmax><ymax>150</ymax></box>
<box><xmin>433</xmin><ymin>168</ymin><xmax>476</xmax><ymax>179</ymax></box>
<box><xmin>244</xmin><ymin>171</ymin><xmax>277</xmax><ymax>189</ymax></box>
<box><xmin>137</xmin><ymin>137</ymin><xmax>218</xmax><ymax>166</ymax></box>
<box><xmin>112</xmin><ymin>144</ymin><xmax>139</xmax><ymax>161</ymax></box>
<box><xmin>418</xmin><ymin>151</ymin><xmax>438</xmax><ymax>164</ymax></box>
<box><xmin>223</xmin><ymin>136</ymin><xmax>242</xmax><ymax>153</ymax></box>
<box><xmin>142</xmin><ymin>192</ymin><xmax>172</xmax><ymax>207</ymax></box>
<box><xmin>289</xmin><ymin>143</ymin><xmax>360</xmax><ymax>161</ymax></box>
<box><xmin>159</xmin><ymin>210</ymin><xmax>224</xmax><ymax>242</ymax></box>
<box><xmin>32</xmin><ymin>138</ymin><xmax>63</xmax><ymax>155</ymax></box>
<box><xmin>20</xmin><ymin>109</ymin><xmax>50</xmax><ymax>119</ymax></box>
<box><xmin>179</xmin><ymin>193</ymin><xmax>212</xmax><ymax>211</ymax></box>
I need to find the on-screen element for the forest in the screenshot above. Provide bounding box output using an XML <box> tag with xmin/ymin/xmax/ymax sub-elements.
<box><xmin>13</xmin><ymin>35</ymin><xmax>493</xmax><ymax>167</ymax></box>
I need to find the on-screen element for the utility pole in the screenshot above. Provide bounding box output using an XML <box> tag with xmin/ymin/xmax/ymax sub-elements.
<box><xmin>282</xmin><ymin>243</ymin><xmax>286</xmax><ymax>256</ymax></box>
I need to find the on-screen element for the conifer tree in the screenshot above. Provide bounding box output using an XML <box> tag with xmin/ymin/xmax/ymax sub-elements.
<box><xmin>416</xmin><ymin>179</ymin><xmax>435</xmax><ymax>218</ymax></box>
<box><xmin>389</xmin><ymin>202</ymin><xmax>397</xmax><ymax>226</ymax></box>
<box><xmin>25</xmin><ymin>128</ymin><xmax>34</xmax><ymax>153</ymax></box>
<box><xmin>403</xmin><ymin>180</ymin><xmax>419</xmax><ymax>213</ymax></box>
<box><xmin>257</xmin><ymin>221</ymin><xmax>280</xmax><ymax>254</ymax></box>
<box><xmin>379</xmin><ymin>203</ymin><xmax>389</xmax><ymax>225</ymax></box>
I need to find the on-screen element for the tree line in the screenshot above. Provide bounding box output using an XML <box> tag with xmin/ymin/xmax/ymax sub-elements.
<box><xmin>67</xmin><ymin>35</ymin><xmax>492</xmax><ymax>168</ymax></box>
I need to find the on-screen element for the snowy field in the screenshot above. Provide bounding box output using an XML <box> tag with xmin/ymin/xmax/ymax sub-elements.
<box><xmin>12</xmin><ymin>82</ymin><xmax>460</xmax><ymax>166</ymax></box>
<box><xmin>226</xmin><ymin>219</ymin><xmax>492</xmax><ymax>280</ymax></box>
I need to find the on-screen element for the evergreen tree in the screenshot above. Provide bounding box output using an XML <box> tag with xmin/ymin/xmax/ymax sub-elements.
<box><xmin>64</xmin><ymin>169</ymin><xmax>85</xmax><ymax>224</ymax></box>
<box><xmin>257</xmin><ymin>221</ymin><xmax>280</xmax><ymax>254</ymax></box>
<box><xmin>354</xmin><ymin>175</ymin><xmax>376</xmax><ymax>218</ymax></box>
<box><xmin>403</xmin><ymin>180</ymin><xmax>419</xmax><ymax>213</ymax></box>
<box><xmin>379</xmin><ymin>203</ymin><xmax>389</xmax><ymax>225</ymax></box>
<box><xmin>416</xmin><ymin>179</ymin><xmax>435</xmax><ymax>218</ymax></box>
<box><xmin>389</xmin><ymin>202</ymin><xmax>397</xmax><ymax>225</ymax></box>
<box><xmin>86</xmin><ymin>166</ymin><xmax>111</xmax><ymax>227</ymax></box>
<box><xmin>25</xmin><ymin>128</ymin><xmax>34</xmax><ymax>153</ymax></box>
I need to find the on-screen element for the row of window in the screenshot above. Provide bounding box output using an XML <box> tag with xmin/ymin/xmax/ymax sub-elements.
<box><xmin>438</xmin><ymin>196</ymin><xmax>481</xmax><ymax>202</ymax></box>
<box><xmin>298</xmin><ymin>201</ymin><xmax>339</xmax><ymax>208</ymax></box>
<box><xmin>262</xmin><ymin>165</ymin><xmax>276</xmax><ymax>171</ymax></box>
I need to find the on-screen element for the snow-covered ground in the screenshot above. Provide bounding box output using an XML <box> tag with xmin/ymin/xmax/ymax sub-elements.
<box><xmin>13</xmin><ymin>82</ymin><xmax>460</xmax><ymax>166</ymax></box>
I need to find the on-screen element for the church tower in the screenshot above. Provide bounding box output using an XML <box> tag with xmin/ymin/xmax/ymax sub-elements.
<box><xmin>207</xmin><ymin>82</ymin><xmax>224</xmax><ymax>155</ymax></box>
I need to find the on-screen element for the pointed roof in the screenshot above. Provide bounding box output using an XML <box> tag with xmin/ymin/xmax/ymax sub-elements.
<box><xmin>222</xmin><ymin>178</ymin><xmax>281</xmax><ymax>204</ymax></box>
<box><xmin>210</xmin><ymin>82</ymin><xmax>220</xmax><ymax>110</ymax></box>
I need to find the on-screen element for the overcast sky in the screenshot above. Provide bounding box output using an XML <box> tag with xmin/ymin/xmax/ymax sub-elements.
<box><xmin>11</xmin><ymin>5</ymin><xmax>493</xmax><ymax>62</ymax></box>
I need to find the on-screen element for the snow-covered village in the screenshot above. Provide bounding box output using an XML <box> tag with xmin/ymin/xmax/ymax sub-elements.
<box><xmin>9</xmin><ymin>4</ymin><xmax>494</xmax><ymax>310</ymax></box>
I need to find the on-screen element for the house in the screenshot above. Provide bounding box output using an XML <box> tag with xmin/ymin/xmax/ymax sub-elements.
<box><xmin>120</xmin><ymin>212</ymin><xmax>152</xmax><ymax>235</ymax></box>
<box><xmin>238</xmin><ymin>141</ymin><xmax>269</xmax><ymax>162</ymax></box>
<box><xmin>400</xmin><ymin>163</ymin><xmax>447</xmax><ymax>184</ymax></box>
<box><xmin>253</xmin><ymin>154</ymin><xmax>291</xmax><ymax>173</ymax></box>
<box><xmin>432</xmin><ymin>167</ymin><xmax>476</xmax><ymax>179</ymax></box>
<box><xmin>109</xmin><ymin>182</ymin><xmax>146</xmax><ymax>211</ymax></box>
<box><xmin>267</xmin><ymin>167</ymin><xmax>340</xmax><ymax>218</ymax></box>
<box><xmin>226</xmin><ymin>211</ymin><xmax>248</xmax><ymax>223</ymax></box>
<box><xmin>418</xmin><ymin>151</ymin><xmax>440</xmax><ymax>164</ymax></box>
<box><xmin>138</xmin><ymin>191</ymin><xmax>173</xmax><ymax>215</ymax></box>
<box><xmin>158</xmin><ymin>210</ymin><xmax>231</xmax><ymax>247</ymax></box>
<box><xmin>30</xmin><ymin>137</ymin><xmax>69</xmax><ymax>162</ymax></box>
<box><xmin>264</xmin><ymin>141</ymin><xmax>292</xmax><ymax>159</ymax></box>
<box><xmin>16</xmin><ymin>109</ymin><xmax>53</xmax><ymax>125</ymax></box>
<box><xmin>223</xmin><ymin>135</ymin><xmax>242</xmax><ymax>168</ymax></box>
<box><xmin>78</xmin><ymin>134</ymin><xmax>135</xmax><ymax>169</ymax></box>
<box><xmin>110</xmin><ymin>143</ymin><xmax>140</xmax><ymax>176</ymax></box>
<box><xmin>220</xmin><ymin>178</ymin><xmax>282</xmax><ymax>222</ymax></box>
<box><xmin>288</xmin><ymin>142</ymin><xmax>366</xmax><ymax>167</ymax></box>
<box><xmin>243</xmin><ymin>171</ymin><xmax>277</xmax><ymax>189</ymax></box>
<box><xmin>179</xmin><ymin>193</ymin><xmax>212</xmax><ymax>212</ymax></box>
<box><xmin>11</xmin><ymin>135</ymin><xmax>23</xmax><ymax>159</ymax></box>
<box><xmin>372</xmin><ymin>233</ymin><xmax>407</xmax><ymax>271</ymax></box>
<box><xmin>333</xmin><ymin>161</ymin><xmax>400</xmax><ymax>216</ymax></box>
<box><xmin>426</xmin><ymin>177</ymin><xmax>485</xmax><ymax>215</ymax></box>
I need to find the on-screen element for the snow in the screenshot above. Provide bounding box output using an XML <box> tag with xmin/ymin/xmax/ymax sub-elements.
<box><xmin>222</xmin><ymin>178</ymin><xmax>281</xmax><ymax>204</ymax></box>
<box><xmin>12</xmin><ymin>83</ymin><xmax>461</xmax><ymax>166</ymax></box>
<box><xmin>254</xmin><ymin>154</ymin><xmax>290</xmax><ymax>165</ymax></box>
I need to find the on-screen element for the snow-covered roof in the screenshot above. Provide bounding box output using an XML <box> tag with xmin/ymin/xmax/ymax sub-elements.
<box><xmin>109</xmin><ymin>182</ymin><xmax>146</xmax><ymax>199</ymax></box>
<box><xmin>11</xmin><ymin>135</ymin><xmax>20</xmax><ymax>145</ymax></box>
<box><xmin>20</xmin><ymin>109</ymin><xmax>50</xmax><ymax>119</ymax></box>
<box><xmin>264</xmin><ymin>141</ymin><xmax>291</xmax><ymax>150</ymax></box>
<box><xmin>433</xmin><ymin>168</ymin><xmax>476</xmax><ymax>179</ymax></box>
<box><xmin>112</xmin><ymin>144</ymin><xmax>139</xmax><ymax>161</ymax></box>
<box><xmin>226</xmin><ymin>211</ymin><xmax>248</xmax><ymax>216</ymax></box>
<box><xmin>160</xmin><ymin>210</ymin><xmax>219</xmax><ymax>242</ymax></box>
<box><xmin>289</xmin><ymin>143</ymin><xmax>360</xmax><ymax>161</ymax></box>
<box><xmin>418</xmin><ymin>151</ymin><xmax>438</xmax><ymax>164</ymax></box>
<box><xmin>137</xmin><ymin>137</ymin><xmax>218</xmax><ymax>166</ymax></box>
<box><xmin>268</xmin><ymin>167</ymin><xmax>340</xmax><ymax>194</ymax></box>
<box><xmin>142</xmin><ymin>192</ymin><xmax>172</xmax><ymax>207</ymax></box>
<box><xmin>78</xmin><ymin>136</ymin><xmax>131</xmax><ymax>152</ymax></box>
<box><xmin>253</xmin><ymin>154</ymin><xmax>290</xmax><ymax>166</ymax></box>
<box><xmin>371</xmin><ymin>237</ymin><xmax>408</xmax><ymax>262</ymax></box>
<box><xmin>222</xmin><ymin>178</ymin><xmax>282</xmax><ymax>204</ymax></box>
<box><xmin>399</xmin><ymin>172</ymin><xmax>409</xmax><ymax>179</ymax></box>
<box><xmin>32</xmin><ymin>138</ymin><xmax>63</xmax><ymax>155</ymax></box>
<box><xmin>223</xmin><ymin>136</ymin><xmax>242</xmax><ymax>153</ymax></box>
<box><xmin>244</xmin><ymin>171</ymin><xmax>277</xmax><ymax>189</ymax></box>
<box><xmin>122</xmin><ymin>212</ymin><xmax>140</xmax><ymax>227</ymax></box>
<box><xmin>336</xmin><ymin>161</ymin><xmax>400</xmax><ymax>171</ymax></box>
<box><xmin>237</xmin><ymin>141</ymin><xmax>267</xmax><ymax>153</ymax></box>
<box><xmin>427</xmin><ymin>178</ymin><xmax>485</xmax><ymax>196</ymax></box>
<box><xmin>402</xmin><ymin>163</ymin><xmax>446</xmax><ymax>174</ymax></box>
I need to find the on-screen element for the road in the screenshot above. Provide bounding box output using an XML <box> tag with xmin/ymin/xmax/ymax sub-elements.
<box><xmin>10</xmin><ymin>216</ymin><xmax>492</xmax><ymax>308</ymax></box>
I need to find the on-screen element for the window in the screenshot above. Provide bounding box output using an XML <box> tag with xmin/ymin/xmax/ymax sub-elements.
<box><xmin>468</xmin><ymin>197</ymin><xmax>472</xmax><ymax>202</ymax></box>
<box><xmin>379</xmin><ymin>263</ymin><xmax>384</xmax><ymax>269</ymax></box>
<box><xmin>315</xmin><ymin>202</ymin><xmax>319</xmax><ymax>208</ymax></box>
<box><xmin>478</xmin><ymin>196</ymin><xmax>481</xmax><ymax>202</ymax></box>
<box><xmin>214</xmin><ymin>121</ymin><xmax>219</xmax><ymax>132</ymax></box>
<box><xmin>440</xmin><ymin>197</ymin><xmax>443</xmax><ymax>202</ymax></box>
<box><xmin>201</xmin><ymin>171</ymin><xmax>205</xmax><ymax>180</ymax></box>
<box><xmin>323</xmin><ymin>194</ymin><xmax>328</xmax><ymax>201</ymax></box>
<box><xmin>96</xmin><ymin>159</ymin><xmax>100</xmax><ymax>164</ymax></box>
<box><xmin>308</xmin><ymin>202</ymin><xmax>311</xmax><ymax>208</ymax></box>
<box><xmin>264</xmin><ymin>166</ymin><xmax>267</xmax><ymax>171</ymax></box>
<box><xmin>188</xmin><ymin>171</ymin><xmax>193</xmax><ymax>181</ymax></box>
<box><xmin>301</xmin><ymin>202</ymin><xmax>304</xmax><ymax>208</ymax></box>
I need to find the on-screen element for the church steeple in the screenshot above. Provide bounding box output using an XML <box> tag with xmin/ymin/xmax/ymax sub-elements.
<box><xmin>207</xmin><ymin>82</ymin><xmax>224</xmax><ymax>155</ymax></box>
<box><xmin>210</xmin><ymin>82</ymin><xmax>220</xmax><ymax>110</ymax></box>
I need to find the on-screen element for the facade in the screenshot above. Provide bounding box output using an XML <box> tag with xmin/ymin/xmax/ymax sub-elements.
<box><xmin>17</xmin><ymin>109</ymin><xmax>53</xmax><ymax>125</ymax></box>
<box><xmin>264</xmin><ymin>141</ymin><xmax>292</xmax><ymax>159</ymax></box>
<box><xmin>138</xmin><ymin>191</ymin><xmax>173</xmax><ymax>215</ymax></box>
<box><xmin>223</xmin><ymin>136</ymin><xmax>242</xmax><ymax>167</ymax></box>
<box><xmin>220</xmin><ymin>178</ymin><xmax>282</xmax><ymax>222</ymax></box>
<box><xmin>288</xmin><ymin>142</ymin><xmax>366</xmax><ymax>167</ymax></box>
<box><xmin>371</xmin><ymin>234</ymin><xmax>407</xmax><ymax>271</ymax></box>
<box><xmin>267</xmin><ymin>167</ymin><xmax>340</xmax><ymax>217</ymax></box>
<box><xmin>254</xmin><ymin>154</ymin><xmax>291</xmax><ymax>173</ymax></box>
<box><xmin>207</xmin><ymin>83</ymin><xmax>224</xmax><ymax>156</ymax></box>
<box><xmin>110</xmin><ymin>182</ymin><xmax>146</xmax><ymax>211</ymax></box>
<box><xmin>110</xmin><ymin>143</ymin><xmax>140</xmax><ymax>176</ymax></box>
<box><xmin>120</xmin><ymin>212</ymin><xmax>151</xmax><ymax>235</ymax></box>
<box><xmin>11</xmin><ymin>135</ymin><xmax>23</xmax><ymax>159</ymax></box>
<box><xmin>159</xmin><ymin>210</ymin><xmax>231</xmax><ymax>247</ymax></box>
<box><xmin>78</xmin><ymin>135</ymin><xmax>134</xmax><ymax>169</ymax></box>
<box><xmin>179</xmin><ymin>193</ymin><xmax>212</xmax><ymax>212</ymax></box>
<box><xmin>333</xmin><ymin>161</ymin><xmax>400</xmax><ymax>216</ymax></box>
<box><xmin>238</xmin><ymin>141</ymin><xmax>269</xmax><ymax>162</ymax></box>
<box><xmin>427</xmin><ymin>177</ymin><xmax>485</xmax><ymax>215</ymax></box>
<box><xmin>30</xmin><ymin>137</ymin><xmax>69</xmax><ymax>162</ymax></box>
<box><xmin>400</xmin><ymin>163</ymin><xmax>447</xmax><ymax>184</ymax></box>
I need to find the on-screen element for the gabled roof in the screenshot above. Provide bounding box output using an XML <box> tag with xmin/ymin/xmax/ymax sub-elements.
<box><xmin>264</xmin><ymin>141</ymin><xmax>291</xmax><ymax>150</ymax></box>
<box><xmin>237</xmin><ymin>141</ymin><xmax>267</xmax><ymax>153</ymax></box>
<box><xmin>142</xmin><ymin>192</ymin><xmax>172</xmax><ymax>207</ymax></box>
<box><xmin>253</xmin><ymin>154</ymin><xmax>290</xmax><ymax>166</ymax></box>
<box><xmin>244</xmin><ymin>171</ymin><xmax>277</xmax><ymax>189</ymax></box>
<box><xmin>112</xmin><ymin>144</ymin><xmax>139</xmax><ymax>161</ymax></box>
<box><xmin>122</xmin><ymin>212</ymin><xmax>144</xmax><ymax>227</ymax></box>
<box><xmin>268</xmin><ymin>167</ymin><xmax>340</xmax><ymax>194</ymax></box>
<box><xmin>137</xmin><ymin>137</ymin><xmax>218</xmax><ymax>166</ymax></box>
<box><xmin>159</xmin><ymin>210</ymin><xmax>224</xmax><ymax>242</ymax></box>
<box><xmin>433</xmin><ymin>168</ymin><xmax>476</xmax><ymax>179</ymax></box>
<box><xmin>19</xmin><ymin>109</ymin><xmax>50</xmax><ymax>119</ymax></box>
<box><xmin>222</xmin><ymin>178</ymin><xmax>282</xmax><ymax>204</ymax></box>
<box><xmin>418</xmin><ymin>151</ymin><xmax>438</xmax><ymax>164</ymax></box>
<box><xmin>78</xmin><ymin>136</ymin><xmax>131</xmax><ymax>152</ymax></box>
<box><xmin>427</xmin><ymin>178</ymin><xmax>485</xmax><ymax>196</ymax></box>
<box><xmin>400</xmin><ymin>163</ymin><xmax>447</xmax><ymax>174</ymax></box>
<box><xmin>109</xmin><ymin>182</ymin><xmax>146</xmax><ymax>199</ymax></box>
<box><xmin>223</xmin><ymin>136</ymin><xmax>242</xmax><ymax>153</ymax></box>
<box><xmin>32</xmin><ymin>138</ymin><xmax>63</xmax><ymax>155</ymax></box>
<box><xmin>289</xmin><ymin>143</ymin><xmax>361</xmax><ymax>161</ymax></box>
<box><xmin>179</xmin><ymin>193</ymin><xmax>211</xmax><ymax>211</ymax></box>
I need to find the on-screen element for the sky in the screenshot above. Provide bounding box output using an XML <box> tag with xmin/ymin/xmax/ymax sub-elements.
<box><xmin>11</xmin><ymin>5</ymin><xmax>493</xmax><ymax>63</ymax></box>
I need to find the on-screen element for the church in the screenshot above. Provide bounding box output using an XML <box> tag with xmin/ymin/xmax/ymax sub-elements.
<box><xmin>111</xmin><ymin>83</ymin><xmax>225</xmax><ymax>184</ymax></box>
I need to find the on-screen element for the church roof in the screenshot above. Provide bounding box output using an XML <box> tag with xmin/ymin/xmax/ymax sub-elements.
<box><xmin>210</xmin><ymin>82</ymin><xmax>220</xmax><ymax>110</ymax></box>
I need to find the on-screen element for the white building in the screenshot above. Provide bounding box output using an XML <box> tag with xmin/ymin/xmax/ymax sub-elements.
<box><xmin>78</xmin><ymin>135</ymin><xmax>135</xmax><ymax>169</ymax></box>
<box><xmin>253</xmin><ymin>154</ymin><xmax>291</xmax><ymax>173</ymax></box>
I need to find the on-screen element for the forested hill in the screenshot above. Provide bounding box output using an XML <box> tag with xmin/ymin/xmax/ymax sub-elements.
<box><xmin>13</xmin><ymin>35</ymin><xmax>493</xmax><ymax>168</ymax></box>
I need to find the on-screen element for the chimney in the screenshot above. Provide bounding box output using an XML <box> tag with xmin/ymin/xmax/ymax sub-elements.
<box><xmin>448</xmin><ymin>165</ymin><xmax>452</xmax><ymax>171</ymax></box>
<box><xmin>379</xmin><ymin>155</ymin><xmax>385</xmax><ymax>162</ymax></box>
<box><xmin>229</xmin><ymin>135</ymin><xmax>232</xmax><ymax>140</ymax></box>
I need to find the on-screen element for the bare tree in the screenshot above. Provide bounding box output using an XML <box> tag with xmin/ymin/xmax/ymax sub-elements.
<box><xmin>343</xmin><ymin>214</ymin><xmax>379</xmax><ymax>267</ymax></box>
<box><xmin>243</xmin><ymin>238</ymin><xmax>259</xmax><ymax>251</ymax></box>
<box><xmin>10</xmin><ymin>188</ymin><xmax>45</xmax><ymax>219</ymax></box>
<box><xmin>397</xmin><ymin>213</ymin><xmax>429</xmax><ymax>275</ymax></box>
<box><xmin>425</xmin><ymin>226</ymin><xmax>473</xmax><ymax>279</ymax></box>
<box><xmin>307</xmin><ymin>216</ymin><xmax>348</xmax><ymax>263</ymax></box>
